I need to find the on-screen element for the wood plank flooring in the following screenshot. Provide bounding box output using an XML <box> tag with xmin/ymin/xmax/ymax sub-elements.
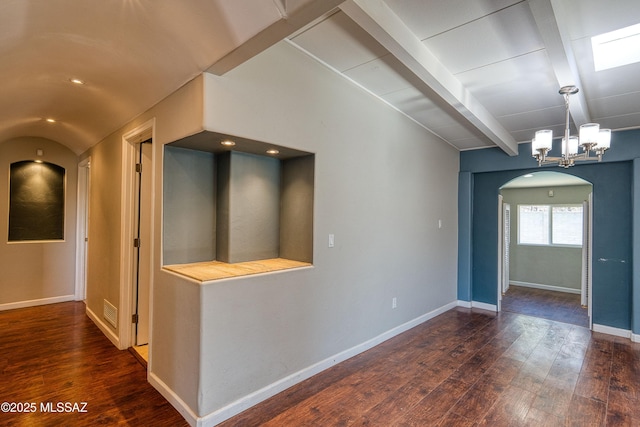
<box><xmin>2</xmin><ymin>301</ymin><xmax>639</xmax><ymax>426</ymax></box>
<box><xmin>220</xmin><ymin>307</ymin><xmax>640</xmax><ymax>426</ymax></box>
<box><xmin>501</xmin><ymin>285</ymin><xmax>589</xmax><ymax>327</ymax></box>
<box><xmin>0</xmin><ymin>301</ymin><xmax>188</xmax><ymax>427</ymax></box>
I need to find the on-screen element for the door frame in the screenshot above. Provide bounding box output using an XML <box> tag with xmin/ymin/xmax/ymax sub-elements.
<box><xmin>119</xmin><ymin>118</ymin><xmax>156</xmax><ymax>353</ymax></box>
<box><xmin>582</xmin><ymin>193</ymin><xmax>593</xmax><ymax>329</ymax></box>
<box><xmin>497</xmin><ymin>195</ymin><xmax>504</xmax><ymax>312</ymax></box>
<box><xmin>496</xmin><ymin>184</ymin><xmax>593</xmax><ymax>329</ymax></box>
<box><xmin>133</xmin><ymin>140</ymin><xmax>153</xmax><ymax>346</ymax></box>
<box><xmin>496</xmin><ymin>195</ymin><xmax>512</xmax><ymax>312</ymax></box>
<box><xmin>75</xmin><ymin>156</ymin><xmax>91</xmax><ymax>301</ymax></box>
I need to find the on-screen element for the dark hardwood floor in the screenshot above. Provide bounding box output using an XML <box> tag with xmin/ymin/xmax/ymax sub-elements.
<box><xmin>501</xmin><ymin>285</ymin><xmax>589</xmax><ymax>327</ymax></box>
<box><xmin>3</xmin><ymin>300</ymin><xmax>639</xmax><ymax>426</ymax></box>
<box><xmin>220</xmin><ymin>307</ymin><xmax>640</xmax><ymax>426</ymax></box>
<box><xmin>0</xmin><ymin>301</ymin><xmax>188</xmax><ymax>427</ymax></box>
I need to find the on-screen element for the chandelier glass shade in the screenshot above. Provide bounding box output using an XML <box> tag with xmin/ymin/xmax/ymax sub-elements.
<box><xmin>531</xmin><ymin>86</ymin><xmax>611</xmax><ymax>168</ymax></box>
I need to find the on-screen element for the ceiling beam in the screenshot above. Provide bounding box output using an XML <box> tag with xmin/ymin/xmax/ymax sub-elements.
<box><xmin>339</xmin><ymin>0</ymin><xmax>518</xmax><ymax>156</ymax></box>
<box><xmin>207</xmin><ymin>0</ymin><xmax>345</xmax><ymax>75</ymax></box>
<box><xmin>529</xmin><ymin>0</ymin><xmax>592</xmax><ymax>126</ymax></box>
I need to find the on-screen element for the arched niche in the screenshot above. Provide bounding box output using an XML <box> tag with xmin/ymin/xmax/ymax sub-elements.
<box><xmin>8</xmin><ymin>160</ymin><xmax>65</xmax><ymax>242</ymax></box>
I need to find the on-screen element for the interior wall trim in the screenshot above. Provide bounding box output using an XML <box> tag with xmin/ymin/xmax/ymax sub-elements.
<box><xmin>0</xmin><ymin>294</ymin><xmax>75</xmax><ymax>312</ymax></box>
<box><xmin>189</xmin><ymin>300</ymin><xmax>459</xmax><ymax>427</ymax></box>
<box><xmin>148</xmin><ymin>372</ymin><xmax>198</xmax><ymax>427</ymax></box>
<box><xmin>471</xmin><ymin>301</ymin><xmax>498</xmax><ymax>312</ymax></box>
<box><xmin>510</xmin><ymin>281</ymin><xmax>581</xmax><ymax>295</ymax></box>
<box><xmin>86</xmin><ymin>305</ymin><xmax>121</xmax><ymax>349</ymax></box>
<box><xmin>456</xmin><ymin>300</ymin><xmax>498</xmax><ymax>312</ymax></box>
<box><xmin>593</xmin><ymin>323</ymin><xmax>631</xmax><ymax>339</ymax></box>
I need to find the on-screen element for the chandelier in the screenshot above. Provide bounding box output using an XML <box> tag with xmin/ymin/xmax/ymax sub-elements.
<box><xmin>531</xmin><ymin>86</ymin><xmax>610</xmax><ymax>168</ymax></box>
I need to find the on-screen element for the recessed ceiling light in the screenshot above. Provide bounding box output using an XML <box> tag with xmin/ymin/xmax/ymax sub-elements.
<box><xmin>592</xmin><ymin>23</ymin><xmax>640</xmax><ymax>71</ymax></box>
<box><xmin>221</xmin><ymin>140</ymin><xmax>235</xmax><ymax>146</ymax></box>
<box><xmin>70</xmin><ymin>78</ymin><xmax>85</xmax><ymax>85</ymax></box>
<box><xmin>266</xmin><ymin>149</ymin><xmax>279</xmax><ymax>155</ymax></box>
<box><xmin>45</xmin><ymin>118</ymin><xmax>56</xmax><ymax>123</ymax></box>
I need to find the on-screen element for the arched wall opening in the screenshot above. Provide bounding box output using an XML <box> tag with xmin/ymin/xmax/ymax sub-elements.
<box><xmin>468</xmin><ymin>161</ymin><xmax>632</xmax><ymax>330</ymax></box>
<box><xmin>498</xmin><ymin>171</ymin><xmax>593</xmax><ymax>326</ymax></box>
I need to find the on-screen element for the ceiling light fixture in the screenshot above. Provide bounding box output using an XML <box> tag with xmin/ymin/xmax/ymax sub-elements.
<box><xmin>70</xmin><ymin>78</ymin><xmax>85</xmax><ymax>85</ymax></box>
<box><xmin>266</xmin><ymin>149</ymin><xmax>279</xmax><ymax>155</ymax></box>
<box><xmin>531</xmin><ymin>86</ymin><xmax>610</xmax><ymax>168</ymax></box>
<box><xmin>221</xmin><ymin>140</ymin><xmax>235</xmax><ymax>146</ymax></box>
<box><xmin>45</xmin><ymin>118</ymin><xmax>56</xmax><ymax>123</ymax></box>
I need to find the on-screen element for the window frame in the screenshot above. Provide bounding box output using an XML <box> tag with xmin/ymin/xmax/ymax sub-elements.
<box><xmin>517</xmin><ymin>203</ymin><xmax>583</xmax><ymax>248</ymax></box>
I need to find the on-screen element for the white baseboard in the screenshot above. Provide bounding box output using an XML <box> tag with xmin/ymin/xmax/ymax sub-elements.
<box><xmin>457</xmin><ymin>300</ymin><xmax>497</xmax><ymax>312</ymax></box>
<box><xmin>86</xmin><ymin>305</ymin><xmax>121</xmax><ymax>349</ymax></box>
<box><xmin>191</xmin><ymin>300</ymin><xmax>458</xmax><ymax>426</ymax></box>
<box><xmin>510</xmin><ymin>281</ymin><xmax>581</xmax><ymax>295</ymax></box>
<box><xmin>0</xmin><ymin>294</ymin><xmax>75</xmax><ymax>311</ymax></box>
<box><xmin>148</xmin><ymin>372</ymin><xmax>198</xmax><ymax>427</ymax></box>
<box><xmin>632</xmin><ymin>333</ymin><xmax>640</xmax><ymax>343</ymax></box>
<box><xmin>592</xmin><ymin>323</ymin><xmax>631</xmax><ymax>339</ymax></box>
<box><xmin>472</xmin><ymin>301</ymin><xmax>498</xmax><ymax>312</ymax></box>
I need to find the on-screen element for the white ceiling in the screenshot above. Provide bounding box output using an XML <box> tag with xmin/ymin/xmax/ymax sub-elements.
<box><xmin>501</xmin><ymin>171</ymin><xmax>590</xmax><ymax>188</ymax></box>
<box><xmin>3</xmin><ymin>0</ymin><xmax>640</xmax><ymax>155</ymax></box>
<box><xmin>289</xmin><ymin>0</ymin><xmax>640</xmax><ymax>154</ymax></box>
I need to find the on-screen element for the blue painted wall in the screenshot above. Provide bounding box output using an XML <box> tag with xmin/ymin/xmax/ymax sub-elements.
<box><xmin>457</xmin><ymin>171</ymin><xmax>472</xmax><ymax>301</ymax></box>
<box><xmin>460</xmin><ymin>129</ymin><xmax>639</xmax><ymax>332</ymax></box>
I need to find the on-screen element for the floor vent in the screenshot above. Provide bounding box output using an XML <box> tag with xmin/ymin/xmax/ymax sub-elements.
<box><xmin>103</xmin><ymin>299</ymin><xmax>118</xmax><ymax>328</ymax></box>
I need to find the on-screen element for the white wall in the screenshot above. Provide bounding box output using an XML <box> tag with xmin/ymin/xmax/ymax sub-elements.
<box><xmin>0</xmin><ymin>137</ymin><xmax>78</xmax><ymax>309</ymax></box>
<box><xmin>82</xmin><ymin>74</ymin><xmax>204</xmax><ymax>354</ymax></box>
<box><xmin>85</xmin><ymin>38</ymin><xmax>459</xmax><ymax>423</ymax></box>
<box><xmin>190</xmin><ymin>41</ymin><xmax>459</xmax><ymax>417</ymax></box>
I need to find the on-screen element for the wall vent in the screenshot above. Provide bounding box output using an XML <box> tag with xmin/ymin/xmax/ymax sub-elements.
<box><xmin>103</xmin><ymin>299</ymin><xmax>118</xmax><ymax>328</ymax></box>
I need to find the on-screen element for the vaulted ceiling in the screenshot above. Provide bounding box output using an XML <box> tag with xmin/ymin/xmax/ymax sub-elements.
<box><xmin>3</xmin><ymin>0</ymin><xmax>640</xmax><ymax>155</ymax></box>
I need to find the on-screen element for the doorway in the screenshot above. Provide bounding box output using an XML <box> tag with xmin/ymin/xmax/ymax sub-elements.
<box><xmin>119</xmin><ymin>119</ymin><xmax>155</xmax><ymax>363</ymax></box>
<box><xmin>498</xmin><ymin>171</ymin><xmax>592</xmax><ymax>328</ymax></box>
<box><xmin>76</xmin><ymin>157</ymin><xmax>91</xmax><ymax>301</ymax></box>
<box><xmin>133</xmin><ymin>140</ymin><xmax>152</xmax><ymax>347</ymax></box>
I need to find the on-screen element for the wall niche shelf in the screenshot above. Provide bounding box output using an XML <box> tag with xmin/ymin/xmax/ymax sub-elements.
<box><xmin>164</xmin><ymin>258</ymin><xmax>312</xmax><ymax>282</ymax></box>
<box><xmin>163</xmin><ymin>131</ymin><xmax>314</xmax><ymax>282</ymax></box>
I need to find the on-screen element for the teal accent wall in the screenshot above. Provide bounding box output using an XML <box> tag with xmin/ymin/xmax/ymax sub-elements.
<box><xmin>457</xmin><ymin>171</ymin><xmax>472</xmax><ymax>301</ymax></box>
<box><xmin>459</xmin><ymin>129</ymin><xmax>639</xmax><ymax>332</ymax></box>
<box><xmin>634</xmin><ymin>158</ymin><xmax>640</xmax><ymax>335</ymax></box>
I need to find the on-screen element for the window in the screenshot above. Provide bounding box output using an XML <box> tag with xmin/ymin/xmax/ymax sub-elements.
<box><xmin>518</xmin><ymin>204</ymin><xmax>582</xmax><ymax>247</ymax></box>
<box><xmin>591</xmin><ymin>23</ymin><xmax>640</xmax><ymax>71</ymax></box>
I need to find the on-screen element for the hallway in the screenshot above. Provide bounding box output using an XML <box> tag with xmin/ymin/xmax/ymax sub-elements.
<box><xmin>0</xmin><ymin>302</ymin><xmax>187</xmax><ymax>426</ymax></box>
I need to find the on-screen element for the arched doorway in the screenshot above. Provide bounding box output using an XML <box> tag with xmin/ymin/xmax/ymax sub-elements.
<box><xmin>498</xmin><ymin>171</ymin><xmax>592</xmax><ymax>328</ymax></box>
